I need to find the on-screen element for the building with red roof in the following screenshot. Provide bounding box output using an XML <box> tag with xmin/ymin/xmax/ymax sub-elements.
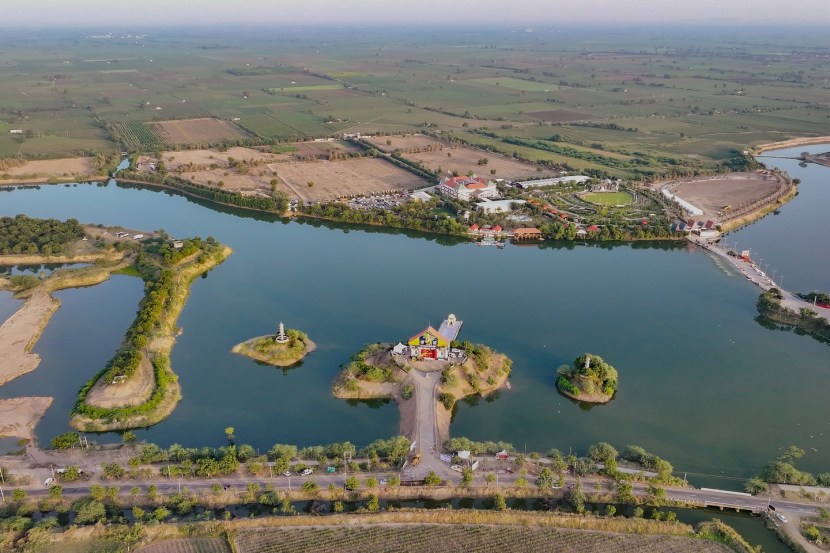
<box><xmin>437</xmin><ymin>175</ymin><xmax>499</xmax><ymax>201</ymax></box>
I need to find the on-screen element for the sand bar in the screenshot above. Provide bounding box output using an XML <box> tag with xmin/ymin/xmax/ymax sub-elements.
<box><xmin>0</xmin><ymin>397</ymin><xmax>53</xmax><ymax>441</ymax></box>
<box><xmin>0</xmin><ymin>289</ymin><xmax>58</xmax><ymax>386</ymax></box>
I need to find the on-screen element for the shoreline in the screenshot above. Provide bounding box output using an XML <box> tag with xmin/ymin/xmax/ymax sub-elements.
<box><xmin>718</xmin><ymin>185</ymin><xmax>796</xmax><ymax>233</ymax></box>
<box><xmin>753</xmin><ymin>136</ymin><xmax>830</xmax><ymax>155</ymax></box>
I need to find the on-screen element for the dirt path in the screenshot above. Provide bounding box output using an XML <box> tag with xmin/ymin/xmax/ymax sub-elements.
<box><xmin>0</xmin><ymin>397</ymin><xmax>53</xmax><ymax>441</ymax></box>
<box><xmin>782</xmin><ymin>514</ymin><xmax>823</xmax><ymax>553</ymax></box>
<box><xmin>0</xmin><ymin>289</ymin><xmax>59</xmax><ymax>386</ymax></box>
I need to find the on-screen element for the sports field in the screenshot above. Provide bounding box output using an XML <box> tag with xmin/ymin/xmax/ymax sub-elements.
<box><xmin>583</xmin><ymin>192</ymin><xmax>634</xmax><ymax>206</ymax></box>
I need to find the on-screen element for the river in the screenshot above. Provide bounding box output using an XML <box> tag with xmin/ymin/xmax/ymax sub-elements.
<box><xmin>0</xmin><ymin>146</ymin><xmax>828</xmax><ymax>489</ymax></box>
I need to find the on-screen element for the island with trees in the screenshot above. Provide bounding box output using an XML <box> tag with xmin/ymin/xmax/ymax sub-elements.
<box><xmin>556</xmin><ymin>353</ymin><xmax>618</xmax><ymax>404</ymax></box>
<box><xmin>232</xmin><ymin>323</ymin><xmax>316</xmax><ymax>366</ymax></box>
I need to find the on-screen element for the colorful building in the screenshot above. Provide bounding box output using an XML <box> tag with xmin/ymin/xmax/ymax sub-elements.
<box><xmin>437</xmin><ymin>176</ymin><xmax>499</xmax><ymax>201</ymax></box>
<box><xmin>408</xmin><ymin>325</ymin><xmax>451</xmax><ymax>360</ymax></box>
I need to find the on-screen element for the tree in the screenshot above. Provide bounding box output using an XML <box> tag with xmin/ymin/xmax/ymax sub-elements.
<box><xmin>424</xmin><ymin>471</ymin><xmax>442</xmax><ymax>486</ymax></box>
<box><xmin>365</xmin><ymin>476</ymin><xmax>377</xmax><ymax>489</ymax></box>
<box><xmin>536</xmin><ymin>467</ymin><xmax>554</xmax><ymax>490</ymax></box>
<box><xmin>152</xmin><ymin>506</ymin><xmax>170</xmax><ymax>522</ymax></box>
<box><xmin>89</xmin><ymin>484</ymin><xmax>106</xmax><ymax>502</ymax></box>
<box><xmin>73</xmin><ymin>499</ymin><xmax>107</xmax><ymax>524</ymax></box>
<box><xmin>51</xmin><ymin>432</ymin><xmax>79</xmax><ymax>450</ymax></box>
<box><xmin>804</xmin><ymin>525</ymin><xmax>821</xmax><ymax>542</ymax></box>
<box><xmin>566</xmin><ymin>479</ymin><xmax>586</xmax><ymax>513</ymax></box>
<box><xmin>605</xmin><ymin>504</ymin><xmax>617</xmax><ymax>517</ymax></box>
<box><xmin>224</xmin><ymin>427</ymin><xmax>235</xmax><ymax>443</ymax></box>
<box><xmin>301</xmin><ymin>479</ymin><xmax>319</xmax><ymax>495</ymax></box>
<box><xmin>344</xmin><ymin>476</ymin><xmax>360</xmax><ymax>491</ymax></box>
<box><xmin>12</xmin><ymin>489</ymin><xmax>26</xmax><ymax>502</ymax></box>
<box><xmin>461</xmin><ymin>468</ymin><xmax>474</xmax><ymax>486</ymax></box>
<box><xmin>646</xmin><ymin>482</ymin><xmax>666</xmax><ymax>505</ymax></box>
<box><xmin>49</xmin><ymin>485</ymin><xmax>63</xmax><ymax>500</ymax></box>
<box><xmin>616</xmin><ymin>480</ymin><xmax>635</xmax><ymax>504</ymax></box>
<box><xmin>366</xmin><ymin>494</ymin><xmax>380</xmax><ymax>512</ymax></box>
<box><xmin>492</xmin><ymin>492</ymin><xmax>507</xmax><ymax>511</ymax></box>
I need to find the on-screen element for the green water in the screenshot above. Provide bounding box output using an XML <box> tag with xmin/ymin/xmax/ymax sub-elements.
<box><xmin>0</xmin><ymin>146</ymin><xmax>828</xmax><ymax>489</ymax></box>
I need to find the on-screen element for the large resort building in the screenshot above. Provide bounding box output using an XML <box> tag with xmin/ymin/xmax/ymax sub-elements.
<box><xmin>437</xmin><ymin>176</ymin><xmax>499</xmax><ymax>201</ymax></box>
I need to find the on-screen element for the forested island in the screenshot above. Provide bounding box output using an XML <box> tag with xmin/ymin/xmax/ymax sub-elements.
<box><xmin>556</xmin><ymin>354</ymin><xmax>618</xmax><ymax>404</ymax></box>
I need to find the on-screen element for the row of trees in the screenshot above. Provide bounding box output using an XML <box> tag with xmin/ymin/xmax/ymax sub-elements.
<box><xmin>0</xmin><ymin>214</ymin><xmax>84</xmax><ymax>256</ymax></box>
<box><xmin>117</xmin><ymin>170</ymin><xmax>285</xmax><ymax>212</ymax></box>
<box><xmin>301</xmin><ymin>199</ymin><xmax>469</xmax><ymax>236</ymax></box>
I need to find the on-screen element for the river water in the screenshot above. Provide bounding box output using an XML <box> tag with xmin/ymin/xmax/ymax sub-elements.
<box><xmin>0</xmin><ymin>147</ymin><xmax>828</xmax><ymax>488</ymax></box>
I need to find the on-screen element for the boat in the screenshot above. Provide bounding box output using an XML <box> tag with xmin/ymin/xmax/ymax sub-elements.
<box><xmin>505</xmin><ymin>380</ymin><xmax>511</xmax><ymax>390</ymax></box>
<box><xmin>477</xmin><ymin>240</ymin><xmax>505</xmax><ymax>248</ymax></box>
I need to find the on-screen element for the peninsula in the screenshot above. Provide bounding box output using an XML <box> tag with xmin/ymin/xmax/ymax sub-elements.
<box><xmin>232</xmin><ymin>323</ymin><xmax>316</xmax><ymax>366</ymax></box>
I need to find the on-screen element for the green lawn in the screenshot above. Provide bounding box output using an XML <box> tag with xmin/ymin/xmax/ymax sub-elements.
<box><xmin>583</xmin><ymin>192</ymin><xmax>634</xmax><ymax>206</ymax></box>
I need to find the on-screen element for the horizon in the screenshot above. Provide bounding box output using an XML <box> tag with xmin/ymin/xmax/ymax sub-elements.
<box><xmin>1</xmin><ymin>0</ymin><xmax>829</xmax><ymax>28</ymax></box>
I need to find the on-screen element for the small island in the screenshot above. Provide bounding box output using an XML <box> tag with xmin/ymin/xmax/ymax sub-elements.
<box><xmin>232</xmin><ymin>323</ymin><xmax>316</xmax><ymax>366</ymax></box>
<box><xmin>758</xmin><ymin>289</ymin><xmax>830</xmax><ymax>344</ymax></box>
<box><xmin>556</xmin><ymin>353</ymin><xmax>618</xmax><ymax>404</ymax></box>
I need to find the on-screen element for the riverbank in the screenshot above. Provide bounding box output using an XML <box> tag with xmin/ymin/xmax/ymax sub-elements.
<box><xmin>0</xmin><ymin>397</ymin><xmax>52</xmax><ymax>442</ymax></box>
<box><xmin>718</xmin><ymin>185</ymin><xmax>796</xmax><ymax>233</ymax></box>
<box><xmin>753</xmin><ymin>136</ymin><xmax>830</xmax><ymax>155</ymax></box>
<box><xmin>757</xmin><ymin>289</ymin><xmax>830</xmax><ymax>345</ymax></box>
<box><xmin>70</xmin><ymin>243</ymin><xmax>232</xmax><ymax>431</ymax></box>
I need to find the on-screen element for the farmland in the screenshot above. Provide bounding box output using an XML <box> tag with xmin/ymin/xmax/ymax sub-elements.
<box><xmin>366</xmin><ymin>134</ymin><xmax>552</xmax><ymax>181</ymax></box>
<box><xmin>0</xmin><ymin>26</ymin><xmax>825</xmax><ymax>178</ymax></box>
<box><xmin>136</xmin><ymin>538</ymin><xmax>231</xmax><ymax>553</ymax></box>
<box><xmin>234</xmin><ymin>524</ymin><xmax>731</xmax><ymax>553</ymax></box>
<box><xmin>148</xmin><ymin>118</ymin><xmax>254</xmax><ymax>147</ymax></box>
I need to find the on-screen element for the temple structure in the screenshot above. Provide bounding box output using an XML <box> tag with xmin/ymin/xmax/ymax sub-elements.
<box><xmin>407</xmin><ymin>314</ymin><xmax>463</xmax><ymax>360</ymax></box>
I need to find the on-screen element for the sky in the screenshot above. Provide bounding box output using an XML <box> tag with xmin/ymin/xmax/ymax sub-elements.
<box><xmin>0</xmin><ymin>0</ymin><xmax>828</xmax><ymax>27</ymax></box>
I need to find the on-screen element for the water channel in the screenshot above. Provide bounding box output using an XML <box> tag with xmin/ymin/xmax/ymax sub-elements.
<box><xmin>0</xmin><ymin>146</ymin><xmax>828</xmax><ymax>490</ymax></box>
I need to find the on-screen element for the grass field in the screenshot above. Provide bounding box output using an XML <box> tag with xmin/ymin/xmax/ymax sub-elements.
<box><xmin>583</xmin><ymin>192</ymin><xmax>634</xmax><ymax>206</ymax></box>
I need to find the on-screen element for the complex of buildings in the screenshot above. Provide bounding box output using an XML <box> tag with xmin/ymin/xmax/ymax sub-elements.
<box><xmin>437</xmin><ymin>176</ymin><xmax>499</xmax><ymax>201</ymax></box>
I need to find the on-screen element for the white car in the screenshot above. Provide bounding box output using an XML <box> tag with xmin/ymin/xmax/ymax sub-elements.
<box><xmin>450</xmin><ymin>465</ymin><xmax>464</xmax><ymax>473</ymax></box>
<box><xmin>776</xmin><ymin>513</ymin><xmax>788</xmax><ymax>523</ymax></box>
<box><xmin>301</xmin><ymin>468</ymin><xmax>313</xmax><ymax>476</ymax></box>
<box><xmin>282</xmin><ymin>471</ymin><xmax>291</xmax><ymax>477</ymax></box>
<box><xmin>43</xmin><ymin>477</ymin><xmax>54</xmax><ymax>487</ymax></box>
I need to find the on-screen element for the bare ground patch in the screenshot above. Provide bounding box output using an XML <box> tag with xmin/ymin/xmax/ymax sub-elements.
<box><xmin>85</xmin><ymin>352</ymin><xmax>155</xmax><ymax>408</ymax></box>
<box><xmin>0</xmin><ymin>157</ymin><xmax>101</xmax><ymax>184</ymax></box>
<box><xmin>527</xmin><ymin>110</ymin><xmax>598</xmax><ymax>122</ymax></box>
<box><xmin>367</xmin><ymin>134</ymin><xmax>546</xmax><ymax>181</ymax></box>
<box><xmin>271</xmin><ymin>157</ymin><xmax>427</xmax><ymax>203</ymax></box>
<box><xmin>666</xmin><ymin>172</ymin><xmax>785</xmax><ymax>220</ymax></box>
<box><xmin>0</xmin><ymin>289</ymin><xmax>57</xmax><ymax>386</ymax></box>
<box><xmin>0</xmin><ymin>397</ymin><xmax>52</xmax><ymax>441</ymax></box>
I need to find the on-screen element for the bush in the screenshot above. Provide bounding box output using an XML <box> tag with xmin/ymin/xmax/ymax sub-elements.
<box><xmin>50</xmin><ymin>432</ymin><xmax>79</xmax><ymax>450</ymax></box>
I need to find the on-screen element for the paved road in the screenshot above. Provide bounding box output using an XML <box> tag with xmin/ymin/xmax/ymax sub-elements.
<box><xmin>406</xmin><ymin>369</ymin><xmax>454</xmax><ymax>480</ymax></box>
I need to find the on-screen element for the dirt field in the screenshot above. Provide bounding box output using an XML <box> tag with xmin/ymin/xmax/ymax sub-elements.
<box><xmin>0</xmin><ymin>157</ymin><xmax>101</xmax><ymax>184</ymax></box>
<box><xmin>271</xmin><ymin>157</ymin><xmax>427</xmax><ymax>203</ymax></box>
<box><xmin>85</xmin><ymin>353</ymin><xmax>155</xmax><ymax>408</ymax></box>
<box><xmin>136</xmin><ymin>538</ymin><xmax>231</xmax><ymax>553</ymax></box>
<box><xmin>291</xmin><ymin>140</ymin><xmax>362</xmax><ymax>158</ymax></box>
<box><xmin>0</xmin><ymin>397</ymin><xmax>52</xmax><ymax>441</ymax></box>
<box><xmin>665</xmin><ymin>172</ymin><xmax>783</xmax><ymax>220</ymax></box>
<box><xmin>147</xmin><ymin>118</ymin><xmax>252</xmax><ymax>147</ymax></box>
<box><xmin>367</xmin><ymin>134</ymin><xmax>546</xmax><ymax>181</ymax></box>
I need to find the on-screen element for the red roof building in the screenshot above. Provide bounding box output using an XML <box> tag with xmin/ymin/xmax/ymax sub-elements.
<box><xmin>437</xmin><ymin>175</ymin><xmax>499</xmax><ymax>201</ymax></box>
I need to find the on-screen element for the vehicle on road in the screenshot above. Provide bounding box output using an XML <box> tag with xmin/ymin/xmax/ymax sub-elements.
<box><xmin>379</xmin><ymin>478</ymin><xmax>388</xmax><ymax>485</ymax></box>
<box><xmin>776</xmin><ymin>513</ymin><xmax>788</xmax><ymax>523</ymax></box>
<box><xmin>43</xmin><ymin>477</ymin><xmax>53</xmax><ymax>487</ymax></box>
<box><xmin>282</xmin><ymin>471</ymin><xmax>291</xmax><ymax>477</ymax></box>
<box><xmin>451</xmin><ymin>465</ymin><xmax>463</xmax><ymax>473</ymax></box>
<box><xmin>301</xmin><ymin>468</ymin><xmax>313</xmax><ymax>476</ymax></box>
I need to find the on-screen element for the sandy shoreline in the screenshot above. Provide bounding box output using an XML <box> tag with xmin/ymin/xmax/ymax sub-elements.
<box><xmin>0</xmin><ymin>397</ymin><xmax>53</xmax><ymax>441</ymax></box>
<box><xmin>754</xmin><ymin>136</ymin><xmax>830</xmax><ymax>154</ymax></box>
<box><xmin>0</xmin><ymin>289</ymin><xmax>59</xmax><ymax>386</ymax></box>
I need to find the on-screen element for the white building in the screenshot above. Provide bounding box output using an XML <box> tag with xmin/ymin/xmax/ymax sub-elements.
<box><xmin>475</xmin><ymin>199</ymin><xmax>526</xmax><ymax>214</ymax></box>
<box><xmin>437</xmin><ymin>176</ymin><xmax>499</xmax><ymax>201</ymax></box>
<box><xmin>514</xmin><ymin>175</ymin><xmax>590</xmax><ymax>188</ymax></box>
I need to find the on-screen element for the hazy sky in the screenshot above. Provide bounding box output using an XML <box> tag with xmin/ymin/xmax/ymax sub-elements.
<box><xmin>1</xmin><ymin>0</ymin><xmax>829</xmax><ymax>27</ymax></box>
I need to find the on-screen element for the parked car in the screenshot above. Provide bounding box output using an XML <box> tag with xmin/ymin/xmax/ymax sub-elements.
<box><xmin>282</xmin><ymin>471</ymin><xmax>291</xmax><ymax>477</ymax></box>
<box><xmin>43</xmin><ymin>477</ymin><xmax>53</xmax><ymax>487</ymax></box>
<box><xmin>379</xmin><ymin>478</ymin><xmax>388</xmax><ymax>485</ymax></box>
<box><xmin>301</xmin><ymin>468</ymin><xmax>313</xmax><ymax>476</ymax></box>
<box><xmin>450</xmin><ymin>465</ymin><xmax>463</xmax><ymax>473</ymax></box>
<box><xmin>776</xmin><ymin>513</ymin><xmax>788</xmax><ymax>523</ymax></box>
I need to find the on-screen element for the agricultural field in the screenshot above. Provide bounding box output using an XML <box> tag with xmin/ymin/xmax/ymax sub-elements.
<box><xmin>0</xmin><ymin>157</ymin><xmax>100</xmax><ymax>183</ymax></box>
<box><xmin>136</xmin><ymin>537</ymin><xmax>231</xmax><ymax>553</ymax></box>
<box><xmin>582</xmin><ymin>191</ymin><xmax>634</xmax><ymax>206</ymax></box>
<box><xmin>271</xmin><ymin>157</ymin><xmax>428</xmax><ymax>203</ymax></box>
<box><xmin>234</xmin><ymin>524</ymin><xmax>731</xmax><ymax>553</ymax></box>
<box><xmin>147</xmin><ymin>118</ymin><xmax>253</xmax><ymax>147</ymax></box>
<box><xmin>0</xmin><ymin>27</ymin><xmax>827</xmax><ymax>180</ymax></box>
<box><xmin>366</xmin><ymin>134</ymin><xmax>553</xmax><ymax>181</ymax></box>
